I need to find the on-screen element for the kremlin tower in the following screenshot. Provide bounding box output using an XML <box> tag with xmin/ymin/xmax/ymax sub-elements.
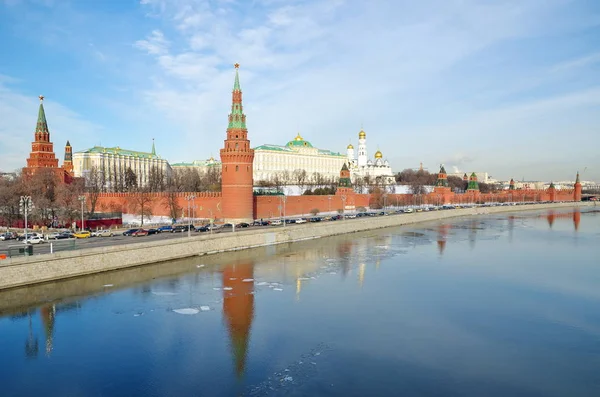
<box><xmin>574</xmin><ymin>172</ymin><xmax>582</xmax><ymax>201</ymax></box>
<box><xmin>23</xmin><ymin>96</ymin><xmax>73</xmax><ymax>183</ymax></box>
<box><xmin>220</xmin><ymin>64</ymin><xmax>255</xmax><ymax>223</ymax></box>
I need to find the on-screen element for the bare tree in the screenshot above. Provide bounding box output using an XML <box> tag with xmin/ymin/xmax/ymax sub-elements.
<box><xmin>84</xmin><ymin>166</ymin><xmax>103</xmax><ymax>215</ymax></box>
<box><xmin>0</xmin><ymin>172</ymin><xmax>24</xmax><ymax>227</ymax></box>
<box><xmin>293</xmin><ymin>169</ymin><xmax>308</xmax><ymax>192</ymax></box>
<box><xmin>124</xmin><ymin>167</ymin><xmax>137</xmax><ymax>192</ymax></box>
<box><xmin>128</xmin><ymin>187</ymin><xmax>154</xmax><ymax>226</ymax></box>
<box><xmin>57</xmin><ymin>178</ymin><xmax>84</xmax><ymax>226</ymax></box>
<box><xmin>162</xmin><ymin>177</ymin><xmax>182</xmax><ymax>222</ymax></box>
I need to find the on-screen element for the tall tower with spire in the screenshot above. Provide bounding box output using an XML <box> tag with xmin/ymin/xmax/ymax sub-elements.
<box><xmin>574</xmin><ymin>171</ymin><xmax>582</xmax><ymax>201</ymax></box>
<box><xmin>63</xmin><ymin>141</ymin><xmax>73</xmax><ymax>173</ymax></box>
<box><xmin>220</xmin><ymin>64</ymin><xmax>255</xmax><ymax>223</ymax></box>
<box><xmin>25</xmin><ymin>96</ymin><xmax>59</xmax><ymax>172</ymax></box>
<box><xmin>357</xmin><ymin>129</ymin><xmax>367</xmax><ymax>167</ymax></box>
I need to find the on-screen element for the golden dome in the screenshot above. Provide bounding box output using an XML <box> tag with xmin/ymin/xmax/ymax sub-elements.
<box><xmin>358</xmin><ymin>130</ymin><xmax>366</xmax><ymax>139</ymax></box>
<box><xmin>347</xmin><ymin>143</ymin><xmax>354</xmax><ymax>149</ymax></box>
<box><xmin>374</xmin><ymin>150</ymin><xmax>383</xmax><ymax>159</ymax></box>
<box><xmin>294</xmin><ymin>132</ymin><xmax>303</xmax><ymax>141</ymax></box>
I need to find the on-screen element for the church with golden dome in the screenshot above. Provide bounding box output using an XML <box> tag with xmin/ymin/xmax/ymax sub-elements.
<box><xmin>346</xmin><ymin>129</ymin><xmax>395</xmax><ymax>187</ymax></box>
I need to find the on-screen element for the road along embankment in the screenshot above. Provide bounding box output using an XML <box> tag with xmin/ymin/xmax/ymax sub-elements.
<box><xmin>0</xmin><ymin>202</ymin><xmax>592</xmax><ymax>290</ymax></box>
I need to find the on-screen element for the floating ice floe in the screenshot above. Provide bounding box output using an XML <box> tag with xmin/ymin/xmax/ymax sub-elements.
<box><xmin>229</xmin><ymin>278</ymin><xmax>237</xmax><ymax>280</ymax></box>
<box><xmin>103</xmin><ymin>284</ymin><xmax>114</xmax><ymax>287</ymax></box>
<box><xmin>133</xmin><ymin>312</ymin><xmax>144</xmax><ymax>317</ymax></box>
<box><xmin>242</xmin><ymin>278</ymin><xmax>254</xmax><ymax>282</ymax></box>
<box><xmin>328</xmin><ymin>272</ymin><xmax>337</xmax><ymax>275</ymax></box>
<box><xmin>213</xmin><ymin>287</ymin><xmax>221</xmax><ymax>291</ymax></box>
<box><xmin>256</xmin><ymin>281</ymin><xmax>269</xmax><ymax>286</ymax></box>
<box><xmin>298</xmin><ymin>277</ymin><xmax>310</xmax><ymax>281</ymax></box>
<box><xmin>200</xmin><ymin>306</ymin><xmax>210</xmax><ymax>312</ymax></box>
<box><xmin>273</xmin><ymin>288</ymin><xmax>283</xmax><ymax>291</ymax></box>
<box><xmin>151</xmin><ymin>292</ymin><xmax>178</xmax><ymax>296</ymax></box>
<box><xmin>223</xmin><ymin>287</ymin><xmax>233</xmax><ymax>291</ymax></box>
<box><xmin>283</xmin><ymin>376</ymin><xmax>293</xmax><ymax>382</ymax></box>
<box><xmin>173</xmin><ymin>308</ymin><xmax>200</xmax><ymax>315</ymax></box>
<box><xmin>196</xmin><ymin>265</ymin><xmax>205</xmax><ymax>268</ymax></box>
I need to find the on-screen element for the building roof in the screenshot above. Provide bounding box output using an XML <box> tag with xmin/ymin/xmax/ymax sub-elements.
<box><xmin>171</xmin><ymin>158</ymin><xmax>221</xmax><ymax>167</ymax></box>
<box><xmin>286</xmin><ymin>133</ymin><xmax>314</xmax><ymax>148</ymax></box>
<box><xmin>36</xmin><ymin>100</ymin><xmax>49</xmax><ymax>135</ymax></box>
<box><xmin>75</xmin><ymin>145</ymin><xmax>160</xmax><ymax>159</ymax></box>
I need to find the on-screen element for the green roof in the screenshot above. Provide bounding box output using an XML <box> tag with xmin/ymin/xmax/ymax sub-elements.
<box><xmin>36</xmin><ymin>102</ymin><xmax>49</xmax><ymax>135</ymax></box>
<box><xmin>253</xmin><ymin>144</ymin><xmax>293</xmax><ymax>152</ymax></box>
<box><xmin>253</xmin><ymin>143</ymin><xmax>344</xmax><ymax>157</ymax></box>
<box><xmin>171</xmin><ymin>159</ymin><xmax>221</xmax><ymax>167</ymax></box>
<box><xmin>76</xmin><ymin>146</ymin><xmax>159</xmax><ymax>159</ymax></box>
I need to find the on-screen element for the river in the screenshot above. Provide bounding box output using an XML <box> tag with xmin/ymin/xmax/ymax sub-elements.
<box><xmin>1</xmin><ymin>207</ymin><xmax>599</xmax><ymax>396</ymax></box>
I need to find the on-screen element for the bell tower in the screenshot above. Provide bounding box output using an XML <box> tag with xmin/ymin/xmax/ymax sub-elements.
<box><xmin>220</xmin><ymin>64</ymin><xmax>255</xmax><ymax>223</ymax></box>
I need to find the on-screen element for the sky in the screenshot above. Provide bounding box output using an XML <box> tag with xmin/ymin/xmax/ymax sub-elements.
<box><xmin>0</xmin><ymin>0</ymin><xmax>599</xmax><ymax>182</ymax></box>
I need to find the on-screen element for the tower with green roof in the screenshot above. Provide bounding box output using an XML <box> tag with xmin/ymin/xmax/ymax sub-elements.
<box><xmin>574</xmin><ymin>171</ymin><xmax>582</xmax><ymax>201</ymax></box>
<box><xmin>435</xmin><ymin>164</ymin><xmax>449</xmax><ymax>187</ymax></box>
<box><xmin>467</xmin><ymin>172</ymin><xmax>479</xmax><ymax>191</ymax></box>
<box><xmin>220</xmin><ymin>64</ymin><xmax>255</xmax><ymax>223</ymax></box>
<box><xmin>24</xmin><ymin>95</ymin><xmax>64</xmax><ymax>177</ymax></box>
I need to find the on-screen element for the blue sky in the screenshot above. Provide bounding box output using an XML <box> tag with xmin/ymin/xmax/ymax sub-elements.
<box><xmin>1</xmin><ymin>0</ymin><xmax>599</xmax><ymax>182</ymax></box>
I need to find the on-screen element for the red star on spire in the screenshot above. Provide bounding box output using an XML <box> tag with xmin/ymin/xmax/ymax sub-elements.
<box><xmin>39</xmin><ymin>95</ymin><xmax>45</xmax><ymax>102</ymax></box>
<box><xmin>234</xmin><ymin>63</ymin><xmax>240</xmax><ymax>69</ymax></box>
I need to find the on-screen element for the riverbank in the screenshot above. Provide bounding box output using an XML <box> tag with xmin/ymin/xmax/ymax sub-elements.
<box><xmin>0</xmin><ymin>202</ymin><xmax>592</xmax><ymax>290</ymax></box>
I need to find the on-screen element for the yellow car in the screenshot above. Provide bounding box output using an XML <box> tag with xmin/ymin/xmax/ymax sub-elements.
<box><xmin>73</xmin><ymin>231</ymin><xmax>91</xmax><ymax>239</ymax></box>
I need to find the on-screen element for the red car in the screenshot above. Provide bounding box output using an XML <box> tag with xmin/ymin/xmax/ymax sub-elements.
<box><xmin>131</xmin><ymin>229</ymin><xmax>148</xmax><ymax>237</ymax></box>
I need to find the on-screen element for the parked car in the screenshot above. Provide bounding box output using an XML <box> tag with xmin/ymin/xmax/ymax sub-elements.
<box><xmin>17</xmin><ymin>232</ymin><xmax>41</xmax><ymax>241</ymax></box>
<box><xmin>157</xmin><ymin>225</ymin><xmax>173</xmax><ymax>233</ymax></box>
<box><xmin>236</xmin><ymin>222</ymin><xmax>250</xmax><ymax>228</ymax></box>
<box><xmin>172</xmin><ymin>225</ymin><xmax>192</xmax><ymax>233</ymax></box>
<box><xmin>195</xmin><ymin>225</ymin><xmax>210</xmax><ymax>232</ymax></box>
<box><xmin>122</xmin><ymin>228</ymin><xmax>139</xmax><ymax>236</ymax></box>
<box><xmin>284</xmin><ymin>219</ymin><xmax>296</xmax><ymax>224</ymax></box>
<box><xmin>222</xmin><ymin>223</ymin><xmax>234</xmax><ymax>229</ymax></box>
<box><xmin>57</xmin><ymin>232</ymin><xmax>74</xmax><ymax>239</ymax></box>
<box><xmin>295</xmin><ymin>218</ymin><xmax>307</xmax><ymax>224</ymax></box>
<box><xmin>73</xmin><ymin>231</ymin><xmax>91</xmax><ymax>239</ymax></box>
<box><xmin>97</xmin><ymin>230</ymin><xmax>114</xmax><ymax>237</ymax></box>
<box><xmin>24</xmin><ymin>235</ymin><xmax>45</xmax><ymax>244</ymax></box>
<box><xmin>147</xmin><ymin>228</ymin><xmax>159</xmax><ymax>235</ymax></box>
<box><xmin>270</xmin><ymin>219</ymin><xmax>282</xmax><ymax>226</ymax></box>
<box><xmin>0</xmin><ymin>232</ymin><xmax>17</xmax><ymax>241</ymax></box>
<box><xmin>344</xmin><ymin>214</ymin><xmax>357</xmax><ymax>219</ymax></box>
<box><xmin>132</xmin><ymin>229</ymin><xmax>149</xmax><ymax>237</ymax></box>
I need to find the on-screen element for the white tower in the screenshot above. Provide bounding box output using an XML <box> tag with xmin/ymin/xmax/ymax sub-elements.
<box><xmin>346</xmin><ymin>143</ymin><xmax>355</xmax><ymax>165</ymax></box>
<box><xmin>357</xmin><ymin>129</ymin><xmax>368</xmax><ymax>167</ymax></box>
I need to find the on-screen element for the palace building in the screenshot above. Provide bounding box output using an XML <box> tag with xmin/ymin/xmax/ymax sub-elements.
<box><xmin>346</xmin><ymin>129</ymin><xmax>395</xmax><ymax>185</ymax></box>
<box><xmin>253</xmin><ymin>133</ymin><xmax>347</xmax><ymax>183</ymax></box>
<box><xmin>73</xmin><ymin>140</ymin><xmax>171</xmax><ymax>189</ymax></box>
<box><xmin>23</xmin><ymin>96</ymin><xmax>74</xmax><ymax>183</ymax></box>
<box><xmin>171</xmin><ymin>157</ymin><xmax>221</xmax><ymax>173</ymax></box>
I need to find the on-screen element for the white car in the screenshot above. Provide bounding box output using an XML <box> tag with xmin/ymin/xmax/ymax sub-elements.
<box><xmin>295</xmin><ymin>218</ymin><xmax>307</xmax><ymax>224</ymax></box>
<box><xmin>271</xmin><ymin>219</ymin><xmax>282</xmax><ymax>226</ymax></box>
<box><xmin>24</xmin><ymin>236</ymin><xmax>45</xmax><ymax>244</ymax></box>
<box><xmin>95</xmin><ymin>230</ymin><xmax>114</xmax><ymax>237</ymax></box>
<box><xmin>344</xmin><ymin>214</ymin><xmax>356</xmax><ymax>219</ymax></box>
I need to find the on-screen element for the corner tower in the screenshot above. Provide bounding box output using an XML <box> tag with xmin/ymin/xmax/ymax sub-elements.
<box><xmin>220</xmin><ymin>64</ymin><xmax>255</xmax><ymax>223</ymax></box>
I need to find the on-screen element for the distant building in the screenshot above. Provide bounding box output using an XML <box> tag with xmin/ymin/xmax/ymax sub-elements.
<box><xmin>73</xmin><ymin>140</ymin><xmax>170</xmax><ymax>189</ymax></box>
<box><xmin>253</xmin><ymin>133</ymin><xmax>347</xmax><ymax>183</ymax></box>
<box><xmin>171</xmin><ymin>157</ymin><xmax>221</xmax><ymax>174</ymax></box>
<box><xmin>448</xmin><ymin>172</ymin><xmax>491</xmax><ymax>184</ymax></box>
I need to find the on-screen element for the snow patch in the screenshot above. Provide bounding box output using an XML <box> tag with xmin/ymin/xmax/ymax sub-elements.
<box><xmin>173</xmin><ymin>308</ymin><xmax>199</xmax><ymax>315</ymax></box>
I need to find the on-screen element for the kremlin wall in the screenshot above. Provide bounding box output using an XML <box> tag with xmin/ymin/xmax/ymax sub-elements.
<box><xmin>21</xmin><ymin>66</ymin><xmax>582</xmax><ymax>224</ymax></box>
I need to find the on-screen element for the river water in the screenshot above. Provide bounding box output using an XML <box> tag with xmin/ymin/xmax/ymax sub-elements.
<box><xmin>1</xmin><ymin>207</ymin><xmax>599</xmax><ymax>397</ymax></box>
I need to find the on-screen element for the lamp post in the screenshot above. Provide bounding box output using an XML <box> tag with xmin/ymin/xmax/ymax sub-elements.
<box><xmin>281</xmin><ymin>195</ymin><xmax>287</xmax><ymax>227</ymax></box>
<box><xmin>19</xmin><ymin>196</ymin><xmax>33</xmax><ymax>241</ymax></box>
<box><xmin>185</xmin><ymin>195</ymin><xmax>196</xmax><ymax>238</ymax></box>
<box><xmin>78</xmin><ymin>196</ymin><xmax>86</xmax><ymax>231</ymax></box>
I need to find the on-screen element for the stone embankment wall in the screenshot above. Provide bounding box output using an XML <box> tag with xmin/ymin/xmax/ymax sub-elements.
<box><xmin>0</xmin><ymin>202</ymin><xmax>590</xmax><ymax>291</ymax></box>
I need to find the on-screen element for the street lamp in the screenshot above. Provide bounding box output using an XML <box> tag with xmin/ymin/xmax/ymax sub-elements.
<box><xmin>185</xmin><ymin>195</ymin><xmax>196</xmax><ymax>238</ymax></box>
<box><xmin>280</xmin><ymin>195</ymin><xmax>287</xmax><ymax>227</ymax></box>
<box><xmin>78</xmin><ymin>196</ymin><xmax>86</xmax><ymax>231</ymax></box>
<box><xmin>19</xmin><ymin>196</ymin><xmax>33</xmax><ymax>241</ymax></box>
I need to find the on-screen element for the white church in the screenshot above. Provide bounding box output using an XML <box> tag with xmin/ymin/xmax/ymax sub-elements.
<box><xmin>346</xmin><ymin>129</ymin><xmax>396</xmax><ymax>185</ymax></box>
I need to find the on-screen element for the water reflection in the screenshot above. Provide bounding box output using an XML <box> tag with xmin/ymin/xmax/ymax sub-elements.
<box><xmin>40</xmin><ymin>305</ymin><xmax>56</xmax><ymax>356</ymax></box>
<box><xmin>437</xmin><ymin>224</ymin><xmax>451</xmax><ymax>255</ymax></box>
<box><xmin>222</xmin><ymin>261</ymin><xmax>255</xmax><ymax>379</ymax></box>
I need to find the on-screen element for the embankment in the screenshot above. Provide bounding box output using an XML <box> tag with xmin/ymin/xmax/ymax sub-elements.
<box><xmin>0</xmin><ymin>202</ymin><xmax>591</xmax><ymax>290</ymax></box>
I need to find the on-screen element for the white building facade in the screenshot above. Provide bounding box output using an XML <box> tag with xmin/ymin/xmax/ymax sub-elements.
<box><xmin>346</xmin><ymin>129</ymin><xmax>395</xmax><ymax>185</ymax></box>
<box><xmin>253</xmin><ymin>133</ymin><xmax>347</xmax><ymax>183</ymax></box>
<box><xmin>171</xmin><ymin>157</ymin><xmax>221</xmax><ymax>173</ymax></box>
<box><xmin>73</xmin><ymin>143</ymin><xmax>170</xmax><ymax>189</ymax></box>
